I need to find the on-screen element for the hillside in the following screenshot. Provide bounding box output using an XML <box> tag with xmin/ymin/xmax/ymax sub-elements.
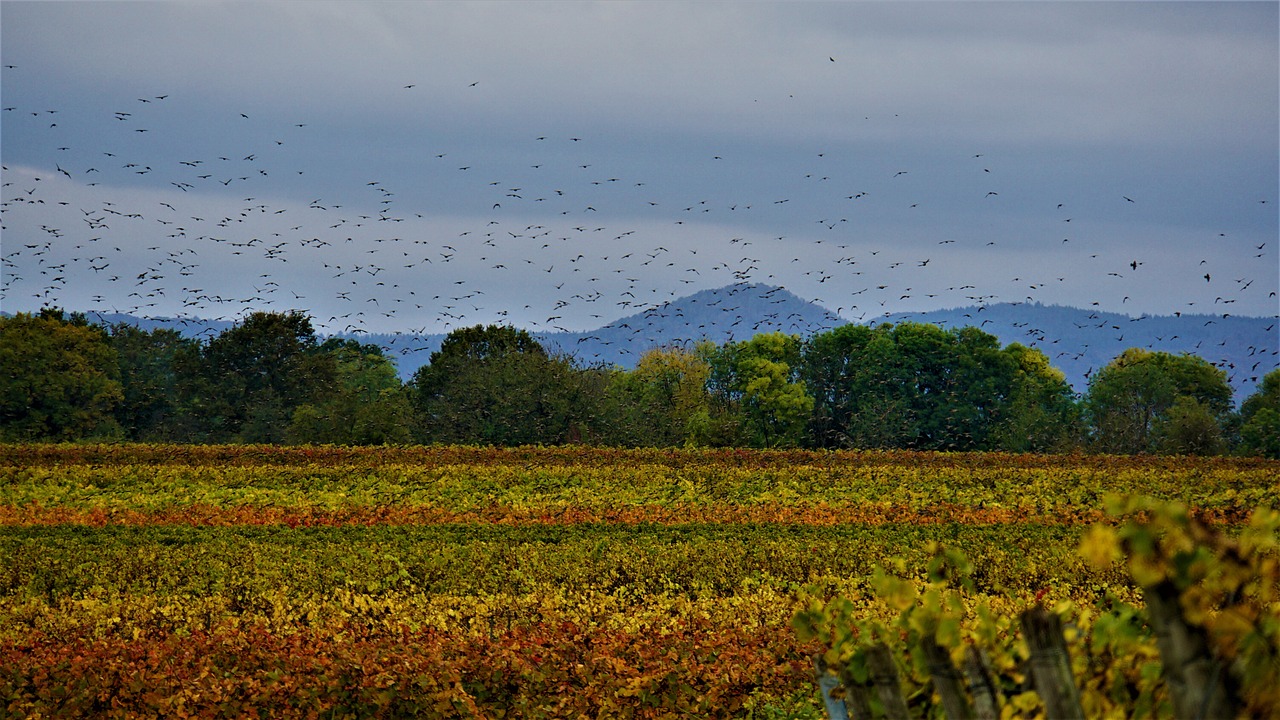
<box><xmin>370</xmin><ymin>291</ymin><xmax>1278</xmax><ymax>400</ymax></box>
<box><xmin>539</xmin><ymin>283</ymin><xmax>846</xmax><ymax>367</ymax></box>
<box><xmin>27</xmin><ymin>285</ymin><xmax>1278</xmax><ymax>400</ymax></box>
<box><xmin>337</xmin><ymin>283</ymin><xmax>846</xmax><ymax>378</ymax></box>
<box><xmin>878</xmin><ymin>303</ymin><xmax>1277</xmax><ymax>399</ymax></box>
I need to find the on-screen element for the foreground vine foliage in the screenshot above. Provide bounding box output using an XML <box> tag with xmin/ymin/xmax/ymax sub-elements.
<box><xmin>796</xmin><ymin>498</ymin><xmax>1279</xmax><ymax>719</ymax></box>
<box><xmin>1</xmin><ymin>444</ymin><xmax>1276</xmax><ymax>718</ymax></box>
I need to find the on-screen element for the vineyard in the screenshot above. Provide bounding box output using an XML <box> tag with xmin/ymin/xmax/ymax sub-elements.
<box><xmin>1</xmin><ymin>445</ymin><xmax>1277</xmax><ymax>718</ymax></box>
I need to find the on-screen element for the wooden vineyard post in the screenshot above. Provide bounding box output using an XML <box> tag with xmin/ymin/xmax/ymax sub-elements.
<box><xmin>962</xmin><ymin>646</ymin><xmax>1000</xmax><ymax>720</ymax></box>
<box><xmin>1143</xmin><ymin>579</ymin><xmax>1241</xmax><ymax>720</ymax></box>
<box><xmin>843</xmin><ymin>684</ymin><xmax>874</xmax><ymax>720</ymax></box>
<box><xmin>921</xmin><ymin>636</ymin><xmax>974</xmax><ymax>720</ymax></box>
<box><xmin>866</xmin><ymin>642</ymin><xmax>912</xmax><ymax>720</ymax></box>
<box><xmin>1019</xmin><ymin>605</ymin><xmax>1085</xmax><ymax>719</ymax></box>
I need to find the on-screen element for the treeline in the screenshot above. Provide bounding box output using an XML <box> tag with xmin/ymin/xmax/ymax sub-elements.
<box><xmin>2</xmin><ymin>309</ymin><xmax>1277</xmax><ymax>457</ymax></box>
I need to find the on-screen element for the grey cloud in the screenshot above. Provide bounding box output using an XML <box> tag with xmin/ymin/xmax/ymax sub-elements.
<box><xmin>10</xmin><ymin>2</ymin><xmax>1274</xmax><ymax>149</ymax></box>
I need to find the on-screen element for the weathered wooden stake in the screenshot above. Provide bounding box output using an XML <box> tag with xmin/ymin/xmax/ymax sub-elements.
<box><xmin>922</xmin><ymin>636</ymin><xmax>974</xmax><ymax>720</ymax></box>
<box><xmin>962</xmin><ymin>645</ymin><xmax>1001</xmax><ymax>720</ymax></box>
<box><xmin>841</xmin><ymin>674</ymin><xmax>875</xmax><ymax>720</ymax></box>
<box><xmin>1143</xmin><ymin>579</ymin><xmax>1241</xmax><ymax>720</ymax></box>
<box><xmin>866</xmin><ymin>642</ymin><xmax>912</xmax><ymax>720</ymax></box>
<box><xmin>1019</xmin><ymin>605</ymin><xmax>1085</xmax><ymax>719</ymax></box>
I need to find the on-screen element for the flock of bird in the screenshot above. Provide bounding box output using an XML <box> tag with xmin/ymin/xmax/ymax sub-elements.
<box><xmin>2</xmin><ymin>58</ymin><xmax>1276</xmax><ymax>389</ymax></box>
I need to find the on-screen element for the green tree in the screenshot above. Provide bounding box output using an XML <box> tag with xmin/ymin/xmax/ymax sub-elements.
<box><xmin>286</xmin><ymin>339</ymin><xmax>412</xmax><ymax>445</ymax></box>
<box><xmin>704</xmin><ymin>332</ymin><xmax>813</xmax><ymax>447</ymax></box>
<box><xmin>802</xmin><ymin>323</ymin><xmax>913</xmax><ymax>449</ymax></box>
<box><xmin>802</xmin><ymin>322</ymin><xmax>1027</xmax><ymax>451</ymax></box>
<box><xmin>1085</xmin><ymin>348</ymin><xmax>1232</xmax><ymax>454</ymax></box>
<box><xmin>1237</xmin><ymin>369</ymin><xmax>1280</xmax><ymax>458</ymax></box>
<box><xmin>802</xmin><ymin>324</ymin><xmax>871</xmax><ymax>448</ymax></box>
<box><xmin>107</xmin><ymin>324</ymin><xmax>203</xmax><ymax>441</ymax></box>
<box><xmin>605</xmin><ymin>345</ymin><xmax>712</xmax><ymax>447</ymax></box>
<box><xmin>989</xmin><ymin>343</ymin><xmax>1084</xmax><ymax>452</ymax></box>
<box><xmin>923</xmin><ymin>325</ymin><xmax>1018</xmax><ymax>450</ymax></box>
<box><xmin>0</xmin><ymin>310</ymin><xmax>123</xmax><ymax>441</ymax></box>
<box><xmin>201</xmin><ymin>311</ymin><xmax>337</xmax><ymax>443</ymax></box>
<box><xmin>681</xmin><ymin>340</ymin><xmax>745</xmax><ymax>447</ymax></box>
<box><xmin>1158</xmin><ymin>396</ymin><xmax>1226</xmax><ymax>456</ymax></box>
<box><xmin>409</xmin><ymin>325</ymin><xmax>606</xmax><ymax>445</ymax></box>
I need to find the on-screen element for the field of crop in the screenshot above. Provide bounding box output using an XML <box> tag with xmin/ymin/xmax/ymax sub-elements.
<box><xmin>1</xmin><ymin>444</ymin><xmax>1276</xmax><ymax>718</ymax></box>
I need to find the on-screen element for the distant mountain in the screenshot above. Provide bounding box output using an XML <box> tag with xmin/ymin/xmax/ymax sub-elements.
<box><xmin>877</xmin><ymin>303</ymin><xmax>1278</xmax><ymax>400</ymax></box>
<box><xmin>344</xmin><ymin>290</ymin><xmax>1280</xmax><ymax>401</ymax></box>
<box><xmin>346</xmin><ymin>283</ymin><xmax>845</xmax><ymax>379</ymax></box>
<box><xmin>538</xmin><ymin>283</ymin><xmax>846</xmax><ymax>367</ymax></box>
<box><xmin>78</xmin><ymin>312</ymin><xmax>238</xmax><ymax>339</ymax></box>
<box><xmin>30</xmin><ymin>285</ymin><xmax>1278</xmax><ymax>401</ymax></box>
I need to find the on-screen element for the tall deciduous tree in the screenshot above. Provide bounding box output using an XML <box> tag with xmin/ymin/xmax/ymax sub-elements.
<box><xmin>704</xmin><ymin>332</ymin><xmax>813</xmax><ymax>447</ymax></box>
<box><xmin>107</xmin><ymin>324</ymin><xmax>203</xmax><ymax>441</ymax></box>
<box><xmin>802</xmin><ymin>322</ymin><xmax>1031</xmax><ymax>451</ymax></box>
<box><xmin>286</xmin><ymin>339</ymin><xmax>412</xmax><ymax>445</ymax></box>
<box><xmin>1237</xmin><ymin>369</ymin><xmax>1280</xmax><ymax>458</ymax></box>
<box><xmin>1159</xmin><ymin>396</ymin><xmax>1226</xmax><ymax>456</ymax></box>
<box><xmin>201</xmin><ymin>311</ymin><xmax>336</xmax><ymax>443</ymax></box>
<box><xmin>409</xmin><ymin>324</ymin><xmax>606</xmax><ymax>446</ymax></box>
<box><xmin>990</xmin><ymin>343</ymin><xmax>1084</xmax><ymax>452</ymax></box>
<box><xmin>802</xmin><ymin>323</ymin><xmax>909</xmax><ymax>449</ymax></box>
<box><xmin>0</xmin><ymin>310</ymin><xmax>123</xmax><ymax>441</ymax></box>
<box><xmin>607</xmin><ymin>345</ymin><xmax>712</xmax><ymax>447</ymax></box>
<box><xmin>1085</xmin><ymin>348</ymin><xmax>1232</xmax><ymax>455</ymax></box>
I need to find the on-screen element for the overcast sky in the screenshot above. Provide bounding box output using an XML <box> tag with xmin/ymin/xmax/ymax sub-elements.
<box><xmin>2</xmin><ymin>1</ymin><xmax>1276</xmax><ymax>337</ymax></box>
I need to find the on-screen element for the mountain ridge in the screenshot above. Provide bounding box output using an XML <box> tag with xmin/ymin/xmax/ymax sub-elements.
<box><xmin>875</xmin><ymin>302</ymin><xmax>1276</xmax><ymax>398</ymax></box>
<box><xmin>23</xmin><ymin>284</ymin><xmax>1278</xmax><ymax>399</ymax></box>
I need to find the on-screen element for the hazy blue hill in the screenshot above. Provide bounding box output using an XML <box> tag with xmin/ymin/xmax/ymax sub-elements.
<box><xmin>538</xmin><ymin>283</ymin><xmax>846</xmax><ymax>368</ymax></box>
<box><xmin>878</xmin><ymin>303</ymin><xmax>1278</xmax><ymax>399</ymax></box>
<box><xmin>343</xmin><ymin>283</ymin><xmax>845</xmax><ymax>377</ymax></box>
<box><xmin>359</xmin><ymin>292</ymin><xmax>1276</xmax><ymax>401</ymax></box>
<box><xmin>33</xmin><ymin>287</ymin><xmax>1277</xmax><ymax>401</ymax></box>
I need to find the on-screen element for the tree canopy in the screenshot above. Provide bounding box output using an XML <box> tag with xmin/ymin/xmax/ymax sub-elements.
<box><xmin>107</xmin><ymin>323</ymin><xmax>202</xmax><ymax>441</ymax></box>
<box><xmin>286</xmin><ymin>339</ymin><xmax>412</xmax><ymax>445</ymax></box>
<box><xmin>1</xmin><ymin>309</ymin><xmax>1267</xmax><ymax>456</ymax></box>
<box><xmin>199</xmin><ymin>311</ymin><xmax>337</xmax><ymax>442</ymax></box>
<box><xmin>410</xmin><ymin>324</ymin><xmax>608</xmax><ymax>446</ymax></box>
<box><xmin>605</xmin><ymin>345</ymin><xmax>712</xmax><ymax>447</ymax></box>
<box><xmin>704</xmin><ymin>332</ymin><xmax>813</xmax><ymax>447</ymax></box>
<box><xmin>0</xmin><ymin>310</ymin><xmax>122</xmax><ymax>441</ymax></box>
<box><xmin>1085</xmin><ymin>349</ymin><xmax>1233</xmax><ymax>454</ymax></box>
<box><xmin>1238</xmin><ymin>369</ymin><xmax>1280</xmax><ymax>458</ymax></box>
<box><xmin>802</xmin><ymin>322</ymin><xmax>1044</xmax><ymax>451</ymax></box>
